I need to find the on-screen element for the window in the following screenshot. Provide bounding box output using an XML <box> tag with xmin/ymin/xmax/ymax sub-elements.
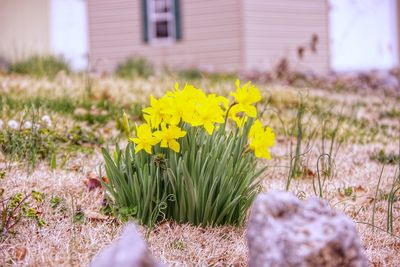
<box><xmin>147</xmin><ymin>0</ymin><xmax>175</xmax><ymax>42</ymax></box>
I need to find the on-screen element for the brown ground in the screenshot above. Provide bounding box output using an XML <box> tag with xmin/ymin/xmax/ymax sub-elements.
<box><xmin>0</xmin><ymin>75</ymin><xmax>399</xmax><ymax>266</ymax></box>
<box><xmin>1</xmin><ymin>142</ymin><xmax>399</xmax><ymax>266</ymax></box>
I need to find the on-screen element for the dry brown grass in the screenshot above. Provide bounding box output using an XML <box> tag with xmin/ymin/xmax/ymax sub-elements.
<box><xmin>0</xmin><ymin>74</ymin><xmax>399</xmax><ymax>266</ymax></box>
<box><xmin>1</xmin><ymin>142</ymin><xmax>399</xmax><ymax>266</ymax></box>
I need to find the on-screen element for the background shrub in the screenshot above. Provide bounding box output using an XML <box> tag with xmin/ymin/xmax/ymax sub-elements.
<box><xmin>178</xmin><ymin>68</ymin><xmax>236</xmax><ymax>82</ymax></box>
<box><xmin>115</xmin><ymin>57</ymin><xmax>154</xmax><ymax>79</ymax></box>
<box><xmin>178</xmin><ymin>68</ymin><xmax>203</xmax><ymax>80</ymax></box>
<box><xmin>9</xmin><ymin>55</ymin><xmax>70</xmax><ymax>78</ymax></box>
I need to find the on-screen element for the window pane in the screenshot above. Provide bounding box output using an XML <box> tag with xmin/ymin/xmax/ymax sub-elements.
<box><xmin>155</xmin><ymin>20</ymin><xmax>169</xmax><ymax>38</ymax></box>
<box><xmin>154</xmin><ymin>0</ymin><xmax>170</xmax><ymax>13</ymax></box>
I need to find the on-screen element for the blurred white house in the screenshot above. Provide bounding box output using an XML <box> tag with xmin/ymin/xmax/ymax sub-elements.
<box><xmin>0</xmin><ymin>0</ymin><xmax>398</xmax><ymax>73</ymax></box>
<box><xmin>0</xmin><ymin>0</ymin><xmax>88</xmax><ymax>70</ymax></box>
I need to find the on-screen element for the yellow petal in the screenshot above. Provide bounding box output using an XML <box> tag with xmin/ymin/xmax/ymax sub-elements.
<box><xmin>235</xmin><ymin>79</ymin><xmax>240</xmax><ymax>88</ymax></box>
<box><xmin>150</xmin><ymin>137</ymin><xmax>160</xmax><ymax>145</ymax></box>
<box><xmin>244</xmin><ymin>105</ymin><xmax>257</xmax><ymax>118</ymax></box>
<box><xmin>204</xmin><ymin>122</ymin><xmax>214</xmax><ymax>135</ymax></box>
<box><xmin>144</xmin><ymin>145</ymin><xmax>152</xmax><ymax>154</ymax></box>
<box><xmin>160</xmin><ymin>139</ymin><xmax>168</xmax><ymax>148</ymax></box>
<box><xmin>135</xmin><ymin>144</ymin><xmax>143</xmax><ymax>154</ymax></box>
<box><xmin>150</xmin><ymin>95</ymin><xmax>157</xmax><ymax>106</ymax></box>
<box><xmin>168</xmin><ymin>139</ymin><xmax>180</xmax><ymax>153</ymax></box>
<box><xmin>129</xmin><ymin>137</ymin><xmax>141</xmax><ymax>144</ymax></box>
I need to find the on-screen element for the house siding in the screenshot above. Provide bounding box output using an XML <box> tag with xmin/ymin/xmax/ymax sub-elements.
<box><xmin>397</xmin><ymin>0</ymin><xmax>400</xmax><ymax>66</ymax></box>
<box><xmin>88</xmin><ymin>0</ymin><xmax>242</xmax><ymax>73</ymax></box>
<box><xmin>0</xmin><ymin>0</ymin><xmax>51</xmax><ymax>62</ymax></box>
<box><xmin>243</xmin><ymin>0</ymin><xmax>330</xmax><ymax>74</ymax></box>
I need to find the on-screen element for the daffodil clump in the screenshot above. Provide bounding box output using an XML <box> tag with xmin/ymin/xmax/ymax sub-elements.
<box><xmin>129</xmin><ymin>80</ymin><xmax>274</xmax><ymax>159</ymax></box>
<box><xmin>102</xmin><ymin>80</ymin><xmax>275</xmax><ymax>227</ymax></box>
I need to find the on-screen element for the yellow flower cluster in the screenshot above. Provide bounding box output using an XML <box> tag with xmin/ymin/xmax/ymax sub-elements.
<box><xmin>129</xmin><ymin>80</ymin><xmax>275</xmax><ymax>159</ymax></box>
<box><xmin>248</xmin><ymin>120</ymin><xmax>275</xmax><ymax>160</ymax></box>
<box><xmin>142</xmin><ymin>83</ymin><xmax>227</xmax><ymax>134</ymax></box>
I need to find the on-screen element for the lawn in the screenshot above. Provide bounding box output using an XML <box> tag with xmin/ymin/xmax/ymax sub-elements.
<box><xmin>0</xmin><ymin>72</ymin><xmax>399</xmax><ymax>266</ymax></box>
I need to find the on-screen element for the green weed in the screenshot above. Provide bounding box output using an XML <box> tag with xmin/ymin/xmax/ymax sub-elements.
<box><xmin>116</xmin><ymin>57</ymin><xmax>154</xmax><ymax>79</ymax></box>
<box><xmin>371</xmin><ymin>149</ymin><xmax>400</xmax><ymax>165</ymax></box>
<box><xmin>0</xmin><ymin>189</ymin><xmax>46</xmax><ymax>240</ymax></box>
<box><xmin>9</xmin><ymin>55</ymin><xmax>69</xmax><ymax>78</ymax></box>
<box><xmin>380</xmin><ymin>108</ymin><xmax>400</xmax><ymax>119</ymax></box>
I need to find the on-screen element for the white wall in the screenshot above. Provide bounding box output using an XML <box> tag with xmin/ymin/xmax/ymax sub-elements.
<box><xmin>50</xmin><ymin>0</ymin><xmax>88</xmax><ymax>70</ymax></box>
<box><xmin>329</xmin><ymin>0</ymin><xmax>398</xmax><ymax>72</ymax></box>
<box><xmin>0</xmin><ymin>0</ymin><xmax>50</xmax><ymax>61</ymax></box>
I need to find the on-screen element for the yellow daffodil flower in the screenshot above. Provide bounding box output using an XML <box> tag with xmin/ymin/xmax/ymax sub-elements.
<box><xmin>249</xmin><ymin>119</ymin><xmax>264</xmax><ymax>137</ymax></box>
<box><xmin>191</xmin><ymin>94</ymin><xmax>226</xmax><ymax>135</ymax></box>
<box><xmin>129</xmin><ymin>124</ymin><xmax>159</xmax><ymax>154</ymax></box>
<box><xmin>153</xmin><ymin>124</ymin><xmax>187</xmax><ymax>153</ymax></box>
<box><xmin>230</xmin><ymin>80</ymin><xmax>261</xmax><ymax>118</ymax></box>
<box><xmin>142</xmin><ymin>95</ymin><xmax>170</xmax><ymax>129</ymax></box>
<box><xmin>248</xmin><ymin>119</ymin><xmax>275</xmax><ymax>160</ymax></box>
<box><xmin>164</xmin><ymin>85</ymin><xmax>198</xmax><ymax>125</ymax></box>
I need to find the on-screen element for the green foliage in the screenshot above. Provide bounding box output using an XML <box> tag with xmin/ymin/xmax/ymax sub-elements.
<box><xmin>102</xmin><ymin>121</ymin><xmax>264</xmax><ymax>228</ymax></box>
<box><xmin>171</xmin><ymin>239</ymin><xmax>186</xmax><ymax>250</ymax></box>
<box><xmin>0</xmin><ymin>189</ymin><xmax>46</xmax><ymax>239</ymax></box>
<box><xmin>281</xmin><ymin>94</ymin><xmax>343</xmax><ymax>195</ymax></box>
<box><xmin>0</xmin><ymin>93</ymin><xmax>144</xmax><ymax>127</ymax></box>
<box><xmin>371</xmin><ymin>149</ymin><xmax>400</xmax><ymax>165</ymax></box>
<box><xmin>50</xmin><ymin>196</ymin><xmax>62</xmax><ymax>210</ymax></box>
<box><xmin>178</xmin><ymin>68</ymin><xmax>203</xmax><ymax>80</ymax></box>
<box><xmin>0</xmin><ymin>128</ymin><xmax>51</xmax><ymax>169</ymax></box>
<box><xmin>0</xmin><ymin>104</ymin><xmax>105</xmax><ymax>170</ymax></box>
<box><xmin>116</xmin><ymin>57</ymin><xmax>154</xmax><ymax>79</ymax></box>
<box><xmin>50</xmin><ymin>196</ymin><xmax>67</xmax><ymax>215</ymax></box>
<box><xmin>386</xmin><ymin>166</ymin><xmax>400</xmax><ymax>234</ymax></box>
<box><xmin>343</xmin><ymin>186</ymin><xmax>353</xmax><ymax>197</ymax></box>
<box><xmin>178</xmin><ymin>68</ymin><xmax>236</xmax><ymax>82</ymax></box>
<box><xmin>380</xmin><ymin>108</ymin><xmax>400</xmax><ymax>119</ymax></box>
<box><xmin>73</xmin><ymin>209</ymin><xmax>85</xmax><ymax>224</ymax></box>
<box><xmin>9</xmin><ymin>55</ymin><xmax>70</xmax><ymax>78</ymax></box>
<box><xmin>0</xmin><ymin>109</ymin><xmax>55</xmax><ymax>171</ymax></box>
<box><xmin>289</xmin><ymin>96</ymin><xmax>305</xmax><ymax>181</ymax></box>
<box><xmin>0</xmin><ymin>95</ymin><xmax>76</xmax><ymax>115</ymax></box>
<box><xmin>66</xmin><ymin>125</ymin><xmax>104</xmax><ymax>146</ymax></box>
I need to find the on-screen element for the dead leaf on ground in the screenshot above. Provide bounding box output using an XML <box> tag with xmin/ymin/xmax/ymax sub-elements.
<box><xmin>15</xmin><ymin>246</ymin><xmax>27</xmax><ymax>261</ymax></box>
<box><xmin>84</xmin><ymin>178</ymin><xmax>101</xmax><ymax>191</ymax></box>
<box><xmin>154</xmin><ymin>221</ymin><xmax>172</xmax><ymax>232</ymax></box>
<box><xmin>355</xmin><ymin>196</ymin><xmax>375</xmax><ymax>207</ymax></box>
<box><xmin>101</xmin><ymin>176</ymin><xmax>109</xmax><ymax>184</ymax></box>
<box><xmin>355</xmin><ymin>185</ymin><xmax>367</xmax><ymax>194</ymax></box>
<box><xmin>304</xmin><ymin>167</ymin><xmax>315</xmax><ymax>178</ymax></box>
<box><xmin>84</xmin><ymin>172</ymin><xmax>108</xmax><ymax>191</ymax></box>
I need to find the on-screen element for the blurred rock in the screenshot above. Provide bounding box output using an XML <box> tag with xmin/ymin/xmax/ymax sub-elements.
<box><xmin>247</xmin><ymin>191</ymin><xmax>368</xmax><ymax>267</ymax></box>
<box><xmin>91</xmin><ymin>223</ymin><xmax>163</xmax><ymax>267</ymax></box>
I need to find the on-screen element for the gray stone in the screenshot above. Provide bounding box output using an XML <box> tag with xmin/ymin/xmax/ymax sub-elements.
<box><xmin>91</xmin><ymin>223</ymin><xmax>163</xmax><ymax>267</ymax></box>
<box><xmin>247</xmin><ymin>191</ymin><xmax>369</xmax><ymax>267</ymax></box>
